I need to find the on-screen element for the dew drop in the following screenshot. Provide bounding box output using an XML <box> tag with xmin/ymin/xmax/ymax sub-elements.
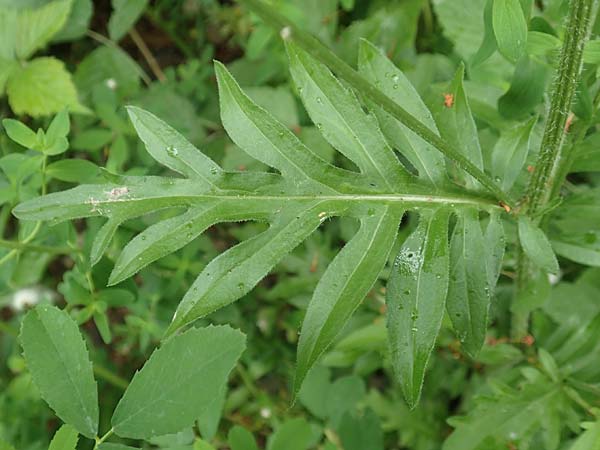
<box><xmin>393</xmin><ymin>84</ymin><xmax>398</xmax><ymax>89</ymax></box>
<box><xmin>316</xmin><ymin>97</ymin><xmax>323</xmax><ymax>104</ymax></box>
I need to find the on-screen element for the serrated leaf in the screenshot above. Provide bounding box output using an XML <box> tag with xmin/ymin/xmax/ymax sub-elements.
<box><xmin>358</xmin><ymin>39</ymin><xmax>446</xmax><ymax>186</ymax></box>
<box><xmin>108</xmin><ymin>0</ymin><xmax>148</xmax><ymax>41</ymax></box>
<box><xmin>493</xmin><ymin>0</ymin><xmax>528</xmax><ymax>63</ymax></box>
<box><xmin>447</xmin><ymin>208</ymin><xmax>491</xmax><ymax>357</ymax></box>
<box><xmin>518</xmin><ymin>217</ymin><xmax>559</xmax><ymax>274</ymax></box>
<box><xmin>294</xmin><ymin>205</ymin><xmax>402</xmax><ymax>397</ymax></box>
<box><xmin>387</xmin><ymin>208</ymin><xmax>450</xmax><ymax>408</ymax></box>
<box><xmin>48</xmin><ymin>424</ymin><xmax>78</xmax><ymax>450</ymax></box>
<box><xmin>111</xmin><ymin>325</ymin><xmax>245</xmax><ymax>439</ymax></box>
<box><xmin>20</xmin><ymin>305</ymin><xmax>98</xmax><ymax>438</ymax></box>
<box><xmin>6</xmin><ymin>57</ymin><xmax>86</xmax><ymax>117</ymax></box>
<box><xmin>17</xmin><ymin>0</ymin><xmax>73</xmax><ymax>59</ymax></box>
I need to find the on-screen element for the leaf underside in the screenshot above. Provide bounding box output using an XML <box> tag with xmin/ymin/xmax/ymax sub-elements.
<box><xmin>14</xmin><ymin>40</ymin><xmax>503</xmax><ymax>404</ymax></box>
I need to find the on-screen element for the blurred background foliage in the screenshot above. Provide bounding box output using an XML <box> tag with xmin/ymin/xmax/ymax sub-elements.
<box><xmin>2</xmin><ymin>0</ymin><xmax>600</xmax><ymax>449</ymax></box>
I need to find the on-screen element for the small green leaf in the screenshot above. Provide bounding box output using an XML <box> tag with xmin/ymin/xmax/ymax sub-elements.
<box><xmin>228</xmin><ymin>426</ymin><xmax>259</xmax><ymax>450</ymax></box>
<box><xmin>46</xmin><ymin>159</ymin><xmax>102</xmax><ymax>183</ymax></box>
<box><xmin>108</xmin><ymin>0</ymin><xmax>148</xmax><ymax>41</ymax></box>
<box><xmin>2</xmin><ymin>118</ymin><xmax>37</xmax><ymax>148</ymax></box>
<box><xmin>518</xmin><ymin>217</ymin><xmax>559</xmax><ymax>274</ymax></box>
<box><xmin>493</xmin><ymin>0</ymin><xmax>528</xmax><ymax>62</ymax></box>
<box><xmin>267</xmin><ymin>418</ymin><xmax>314</xmax><ymax>450</ymax></box>
<box><xmin>20</xmin><ymin>304</ymin><xmax>99</xmax><ymax>438</ymax></box>
<box><xmin>491</xmin><ymin>116</ymin><xmax>536</xmax><ymax>190</ymax></box>
<box><xmin>52</xmin><ymin>0</ymin><xmax>93</xmax><ymax>42</ymax></box>
<box><xmin>387</xmin><ymin>208</ymin><xmax>450</xmax><ymax>408</ymax></box>
<box><xmin>471</xmin><ymin>0</ymin><xmax>497</xmax><ymax>67</ymax></box>
<box><xmin>111</xmin><ymin>325</ymin><xmax>245</xmax><ymax>439</ymax></box>
<box><xmin>46</xmin><ymin>109</ymin><xmax>70</xmax><ymax>142</ymax></box>
<box><xmin>48</xmin><ymin>424</ymin><xmax>79</xmax><ymax>450</ymax></box>
<box><xmin>6</xmin><ymin>57</ymin><xmax>87</xmax><ymax>117</ymax></box>
<box><xmin>498</xmin><ymin>56</ymin><xmax>549</xmax><ymax>120</ymax></box>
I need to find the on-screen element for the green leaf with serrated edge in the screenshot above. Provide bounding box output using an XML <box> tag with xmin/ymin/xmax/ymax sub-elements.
<box><xmin>357</xmin><ymin>39</ymin><xmax>446</xmax><ymax>187</ymax></box>
<box><xmin>430</xmin><ymin>65</ymin><xmax>483</xmax><ymax>189</ymax></box>
<box><xmin>108</xmin><ymin>0</ymin><xmax>148</xmax><ymax>41</ymax></box>
<box><xmin>15</xmin><ymin>64</ymin><xmax>499</xmax><ymax>342</ymax></box>
<box><xmin>228</xmin><ymin>426</ymin><xmax>259</xmax><ymax>450</ymax></box>
<box><xmin>485</xmin><ymin>211</ymin><xmax>505</xmax><ymax>290</ymax></box>
<box><xmin>19</xmin><ymin>305</ymin><xmax>98</xmax><ymax>438</ymax></box>
<box><xmin>493</xmin><ymin>0</ymin><xmax>528</xmax><ymax>63</ymax></box>
<box><xmin>442</xmin><ymin>381</ymin><xmax>564</xmax><ymax>450</ymax></box>
<box><xmin>111</xmin><ymin>325</ymin><xmax>245</xmax><ymax>439</ymax></box>
<box><xmin>446</xmin><ymin>208</ymin><xmax>491</xmax><ymax>357</ymax></box>
<box><xmin>518</xmin><ymin>217</ymin><xmax>559</xmax><ymax>274</ymax></box>
<box><xmin>6</xmin><ymin>57</ymin><xmax>87</xmax><ymax>117</ymax></box>
<box><xmin>48</xmin><ymin>424</ymin><xmax>78</xmax><ymax>450</ymax></box>
<box><xmin>286</xmin><ymin>41</ymin><xmax>408</xmax><ymax>190</ymax></box>
<box><xmin>491</xmin><ymin>116</ymin><xmax>536</xmax><ymax>191</ymax></box>
<box><xmin>293</xmin><ymin>205</ymin><xmax>403</xmax><ymax>398</ymax></box>
<box><xmin>19</xmin><ymin>0</ymin><xmax>73</xmax><ymax>57</ymax></box>
<box><xmin>2</xmin><ymin>119</ymin><xmax>37</xmax><ymax>148</ymax></box>
<box><xmin>387</xmin><ymin>208</ymin><xmax>450</xmax><ymax>408</ymax></box>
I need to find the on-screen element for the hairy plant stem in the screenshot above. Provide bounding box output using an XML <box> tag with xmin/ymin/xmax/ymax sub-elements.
<box><xmin>238</xmin><ymin>0</ymin><xmax>514</xmax><ymax>207</ymax></box>
<box><xmin>512</xmin><ymin>0</ymin><xmax>597</xmax><ymax>339</ymax></box>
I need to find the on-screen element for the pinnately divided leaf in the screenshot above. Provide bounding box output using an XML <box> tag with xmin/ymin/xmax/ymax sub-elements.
<box><xmin>19</xmin><ymin>305</ymin><xmax>98</xmax><ymax>438</ymax></box>
<box><xmin>13</xmin><ymin>42</ymin><xmax>505</xmax><ymax>404</ymax></box>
